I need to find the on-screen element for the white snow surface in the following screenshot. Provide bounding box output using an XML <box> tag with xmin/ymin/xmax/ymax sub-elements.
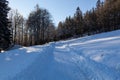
<box><xmin>0</xmin><ymin>30</ymin><xmax>120</xmax><ymax>80</ymax></box>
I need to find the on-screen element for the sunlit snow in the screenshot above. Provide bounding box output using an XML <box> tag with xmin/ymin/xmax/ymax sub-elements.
<box><xmin>0</xmin><ymin>30</ymin><xmax>120</xmax><ymax>80</ymax></box>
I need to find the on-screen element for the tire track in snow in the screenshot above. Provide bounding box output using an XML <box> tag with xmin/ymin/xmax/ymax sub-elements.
<box><xmin>9</xmin><ymin>43</ymin><xmax>56</xmax><ymax>80</ymax></box>
<box><xmin>68</xmin><ymin>45</ymin><xmax>120</xmax><ymax>80</ymax></box>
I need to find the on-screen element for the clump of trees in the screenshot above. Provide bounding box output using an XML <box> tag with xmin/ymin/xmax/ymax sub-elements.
<box><xmin>8</xmin><ymin>9</ymin><xmax>25</xmax><ymax>45</ymax></box>
<box><xmin>56</xmin><ymin>0</ymin><xmax>120</xmax><ymax>40</ymax></box>
<box><xmin>8</xmin><ymin>4</ymin><xmax>56</xmax><ymax>46</ymax></box>
<box><xmin>26</xmin><ymin>5</ymin><xmax>55</xmax><ymax>46</ymax></box>
<box><xmin>0</xmin><ymin>0</ymin><xmax>120</xmax><ymax>50</ymax></box>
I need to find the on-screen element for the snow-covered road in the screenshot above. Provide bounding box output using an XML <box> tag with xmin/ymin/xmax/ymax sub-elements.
<box><xmin>0</xmin><ymin>30</ymin><xmax>120</xmax><ymax>80</ymax></box>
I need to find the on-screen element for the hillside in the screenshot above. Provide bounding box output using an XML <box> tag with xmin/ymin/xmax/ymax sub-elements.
<box><xmin>0</xmin><ymin>30</ymin><xmax>120</xmax><ymax>80</ymax></box>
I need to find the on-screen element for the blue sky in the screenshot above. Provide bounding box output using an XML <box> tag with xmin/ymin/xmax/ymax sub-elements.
<box><xmin>8</xmin><ymin>0</ymin><xmax>103</xmax><ymax>26</ymax></box>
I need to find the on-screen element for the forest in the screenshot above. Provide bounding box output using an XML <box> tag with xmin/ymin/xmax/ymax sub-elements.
<box><xmin>0</xmin><ymin>0</ymin><xmax>120</xmax><ymax>50</ymax></box>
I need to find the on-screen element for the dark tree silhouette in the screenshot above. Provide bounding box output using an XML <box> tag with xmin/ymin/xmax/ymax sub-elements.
<box><xmin>0</xmin><ymin>0</ymin><xmax>11</xmax><ymax>50</ymax></box>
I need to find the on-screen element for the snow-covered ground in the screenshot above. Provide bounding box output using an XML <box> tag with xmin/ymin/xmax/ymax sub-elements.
<box><xmin>0</xmin><ymin>30</ymin><xmax>120</xmax><ymax>80</ymax></box>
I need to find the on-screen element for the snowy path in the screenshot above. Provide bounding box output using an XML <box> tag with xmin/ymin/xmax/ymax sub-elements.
<box><xmin>0</xmin><ymin>30</ymin><xmax>120</xmax><ymax>80</ymax></box>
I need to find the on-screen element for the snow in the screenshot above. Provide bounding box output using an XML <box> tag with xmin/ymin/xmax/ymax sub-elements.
<box><xmin>0</xmin><ymin>30</ymin><xmax>120</xmax><ymax>80</ymax></box>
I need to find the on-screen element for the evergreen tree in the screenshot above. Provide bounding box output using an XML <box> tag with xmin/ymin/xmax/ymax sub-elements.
<box><xmin>74</xmin><ymin>7</ymin><xmax>84</xmax><ymax>36</ymax></box>
<box><xmin>57</xmin><ymin>21</ymin><xmax>65</xmax><ymax>39</ymax></box>
<box><xmin>96</xmin><ymin>0</ymin><xmax>101</xmax><ymax>9</ymax></box>
<box><xmin>0</xmin><ymin>0</ymin><xmax>11</xmax><ymax>50</ymax></box>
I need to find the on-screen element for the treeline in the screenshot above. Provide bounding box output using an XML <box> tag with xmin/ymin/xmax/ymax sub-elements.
<box><xmin>10</xmin><ymin>0</ymin><xmax>120</xmax><ymax>46</ymax></box>
<box><xmin>0</xmin><ymin>0</ymin><xmax>120</xmax><ymax>50</ymax></box>
<box><xmin>57</xmin><ymin>0</ymin><xmax>120</xmax><ymax>40</ymax></box>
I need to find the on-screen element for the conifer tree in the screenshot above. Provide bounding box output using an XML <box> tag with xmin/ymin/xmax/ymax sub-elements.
<box><xmin>0</xmin><ymin>0</ymin><xmax>11</xmax><ymax>50</ymax></box>
<box><xmin>74</xmin><ymin>7</ymin><xmax>83</xmax><ymax>36</ymax></box>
